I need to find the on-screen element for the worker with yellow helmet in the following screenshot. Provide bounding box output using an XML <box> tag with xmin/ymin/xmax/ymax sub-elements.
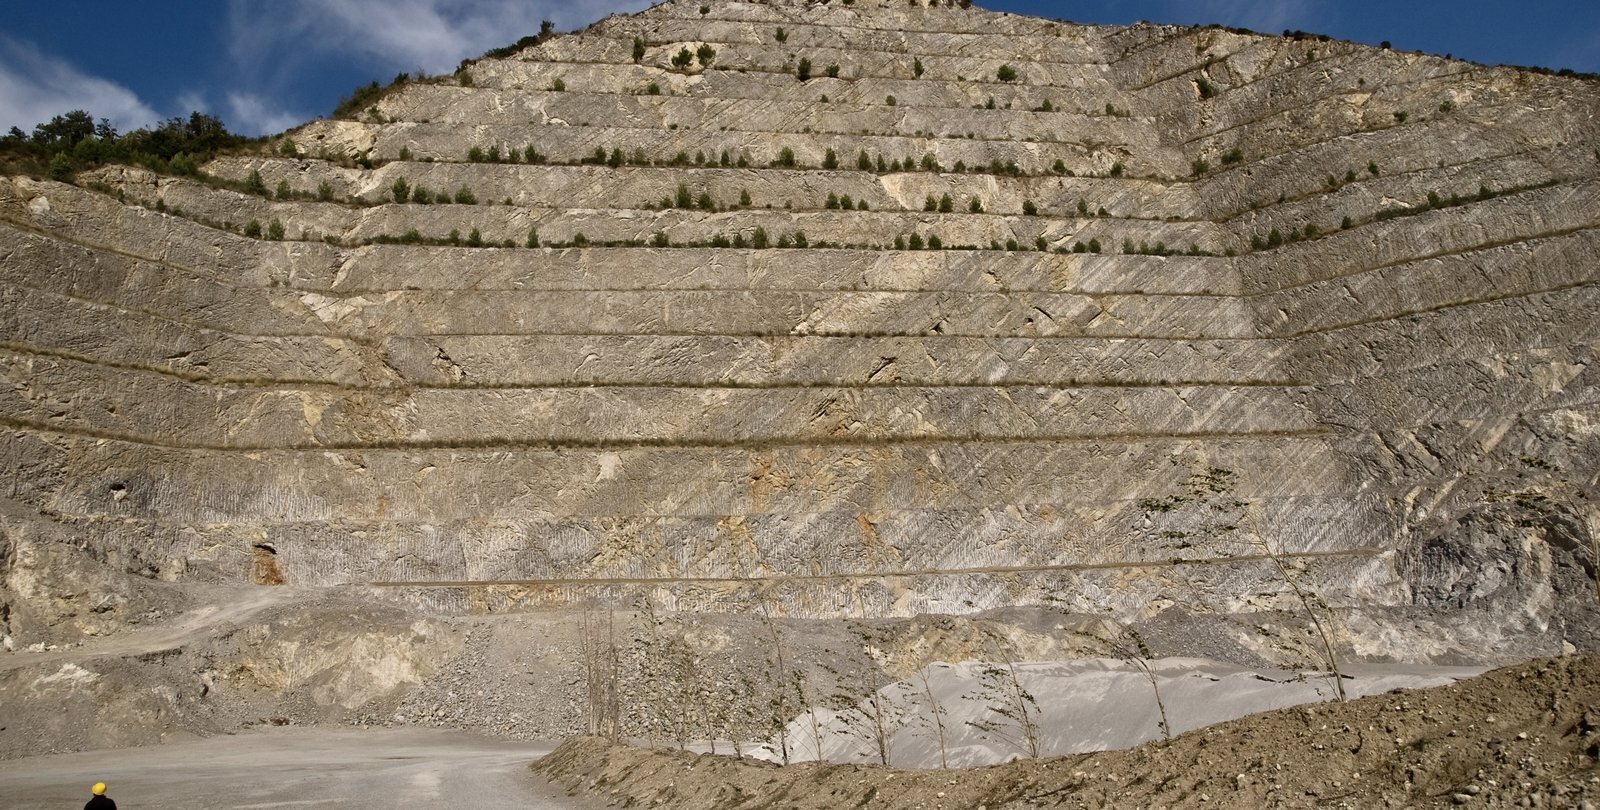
<box><xmin>85</xmin><ymin>781</ymin><xmax>116</xmax><ymax>809</ymax></box>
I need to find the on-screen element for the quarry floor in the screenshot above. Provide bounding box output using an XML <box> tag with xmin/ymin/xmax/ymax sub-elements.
<box><xmin>0</xmin><ymin>728</ymin><xmax>594</xmax><ymax>810</ymax></box>
<box><xmin>0</xmin><ymin>657</ymin><xmax>1595</xmax><ymax>808</ymax></box>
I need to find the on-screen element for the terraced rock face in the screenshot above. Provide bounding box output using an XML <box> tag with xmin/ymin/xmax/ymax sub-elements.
<box><xmin>2</xmin><ymin>0</ymin><xmax>1598</xmax><ymax>663</ymax></box>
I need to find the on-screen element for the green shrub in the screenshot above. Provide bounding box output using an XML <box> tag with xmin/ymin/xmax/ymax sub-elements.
<box><xmin>526</xmin><ymin>227</ymin><xmax>540</xmax><ymax>248</ymax></box>
<box><xmin>774</xmin><ymin>27</ymin><xmax>787</xmax><ymax>43</ymax></box>
<box><xmin>487</xmin><ymin>145</ymin><xmax>501</xmax><ymax>162</ymax></box>
<box><xmin>275</xmin><ymin>179</ymin><xmax>292</xmax><ymax>200</ymax></box>
<box><xmin>1006</xmin><ymin>238</ymin><xmax>1019</xmax><ymax>251</ymax></box>
<box><xmin>697</xmin><ymin>190</ymin><xmax>714</xmax><ymax>210</ymax></box>
<box><xmin>647</xmin><ymin>82</ymin><xmax>661</xmax><ymax>95</ymax></box>
<box><xmin>827</xmin><ymin>192</ymin><xmax>840</xmax><ymax>209</ymax></box>
<box><xmin>1368</xmin><ymin>161</ymin><xmax>1381</xmax><ymax>176</ymax></box>
<box><xmin>839</xmin><ymin>194</ymin><xmax>853</xmax><ymax>209</ymax></box>
<box><xmin>672</xmin><ymin>47</ymin><xmax>693</xmax><ymax>69</ymax></box>
<box><xmin>927</xmin><ymin>234</ymin><xmax>941</xmax><ymax>249</ymax></box>
<box><xmin>908</xmin><ymin>233</ymin><xmax>924</xmax><ymax>250</ymax></box>
<box><xmin>894</xmin><ymin>235</ymin><xmax>905</xmax><ymax>249</ymax></box>
<box><xmin>466</xmin><ymin>228</ymin><xmax>483</xmax><ymax>247</ymax></box>
<box><xmin>267</xmin><ymin>219</ymin><xmax>285</xmax><ymax>240</ymax></box>
<box><xmin>633</xmin><ymin>37</ymin><xmax>646</xmax><ymax>63</ymax></box>
<box><xmin>826</xmin><ymin>64</ymin><xmax>840</xmax><ymax>78</ymax></box>
<box><xmin>1393</xmin><ymin>110</ymin><xmax>1408</xmax><ymax>123</ymax></box>
<box><xmin>1054</xmin><ymin>159</ymin><xmax>1068</xmax><ymax>175</ymax></box>
<box><xmin>551</xmin><ymin>78</ymin><xmax>565</xmax><ymax>91</ymax></box>
<box><xmin>913</xmin><ymin>58</ymin><xmax>924</xmax><ymax>78</ymax></box>
<box><xmin>411</xmin><ymin>186</ymin><xmax>431</xmax><ymax>204</ymax></box>
<box><xmin>886</xmin><ymin>95</ymin><xmax>897</xmax><ymax>106</ymax></box>
<box><xmin>857</xmin><ymin>199</ymin><xmax>868</xmax><ymax>210</ymax></box>
<box><xmin>676</xmin><ymin>184</ymin><xmax>692</xmax><ymax>208</ymax></box>
<box><xmin>1222</xmin><ymin>147</ymin><xmax>1244</xmax><ymax>164</ymax></box>
<box><xmin>752</xmin><ymin>227</ymin><xmax>769</xmax><ymax>248</ymax></box>
<box><xmin>924</xmin><ymin>194</ymin><xmax>938</xmax><ymax>211</ymax></box>
<box><xmin>392</xmin><ymin>177</ymin><xmax>410</xmax><ymax>203</ymax></box>
<box><xmin>938</xmin><ymin>193</ymin><xmax>954</xmax><ymax>213</ymax></box>
<box><xmin>797</xmin><ymin>58</ymin><xmax>813</xmax><ymax>81</ymax></box>
<box><xmin>1439</xmin><ymin>99</ymin><xmax>1456</xmax><ymax>112</ymax></box>
<box><xmin>997</xmin><ymin>64</ymin><xmax>1018</xmax><ymax>81</ymax></box>
<box><xmin>1341</xmin><ymin>216</ymin><xmax>1353</xmax><ymax>229</ymax></box>
<box><xmin>1196</xmin><ymin>77</ymin><xmax>1216</xmax><ymax>98</ymax></box>
<box><xmin>1192</xmin><ymin>158</ymin><xmax>1209</xmax><ymax>176</ymax></box>
<box><xmin>739</xmin><ymin>189</ymin><xmax>752</xmax><ymax>207</ymax></box>
<box><xmin>243</xmin><ymin>219</ymin><xmax>262</xmax><ymax>238</ymax></box>
<box><xmin>968</xmin><ymin>196</ymin><xmax>983</xmax><ymax>213</ymax></box>
<box><xmin>1088</xmin><ymin>238</ymin><xmax>1101</xmax><ymax>253</ymax></box>
<box><xmin>245</xmin><ymin>169</ymin><xmax>267</xmax><ymax>196</ymax></box>
<box><xmin>858</xmin><ymin>150</ymin><xmax>872</xmax><ymax>170</ymax></box>
<box><xmin>317</xmin><ymin>181</ymin><xmax>334</xmax><ymax>202</ymax></box>
<box><xmin>467</xmin><ymin>146</ymin><xmax>485</xmax><ymax>162</ymax></box>
<box><xmin>1022</xmin><ymin>199</ymin><xmax>1038</xmax><ymax>216</ymax></box>
<box><xmin>697</xmin><ymin>44</ymin><xmax>717</xmax><ymax>66</ymax></box>
<box><xmin>1109</xmin><ymin>161</ymin><xmax>1124</xmax><ymax>177</ymax></box>
<box><xmin>168</xmin><ymin>152</ymin><xmax>198</xmax><ymax>176</ymax></box>
<box><xmin>653</xmin><ymin>231</ymin><xmax>670</xmax><ymax>247</ymax></box>
<box><xmin>823</xmin><ymin>148</ymin><xmax>838</xmax><ymax>169</ymax></box>
<box><xmin>453</xmin><ymin>186</ymin><xmax>477</xmax><ymax>205</ymax></box>
<box><xmin>774</xmin><ymin>146</ymin><xmax>796</xmax><ymax>167</ymax></box>
<box><xmin>1077</xmin><ymin>199</ymin><xmax>1089</xmax><ymax>215</ymax></box>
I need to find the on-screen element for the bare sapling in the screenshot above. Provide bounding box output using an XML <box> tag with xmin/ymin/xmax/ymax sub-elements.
<box><xmin>752</xmin><ymin>594</ymin><xmax>798</xmax><ymax>764</ymax></box>
<box><xmin>963</xmin><ymin>630</ymin><xmax>1041</xmax><ymax>759</ymax></box>
<box><xmin>579</xmin><ymin>603</ymin><xmax>623</xmax><ymax>738</ymax></box>
<box><xmin>819</xmin><ymin>660</ymin><xmax>908</xmax><ymax>766</ymax></box>
<box><xmin>1080</xmin><ymin>620</ymin><xmax>1171</xmax><ymax>741</ymax></box>
<box><xmin>913</xmin><ymin>665</ymin><xmax>952</xmax><ymax>768</ymax></box>
<box><xmin>1140</xmin><ymin>463</ymin><xmax>1347</xmax><ymax>702</ymax></box>
<box><xmin>1256</xmin><ymin>536</ymin><xmax>1347</xmax><ymax>702</ymax></box>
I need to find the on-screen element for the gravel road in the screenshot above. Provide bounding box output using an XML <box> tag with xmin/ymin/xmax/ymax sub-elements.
<box><xmin>0</xmin><ymin>727</ymin><xmax>588</xmax><ymax>809</ymax></box>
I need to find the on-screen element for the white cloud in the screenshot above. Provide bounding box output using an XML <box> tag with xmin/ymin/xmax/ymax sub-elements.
<box><xmin>226</xmin><ymin>92</ymin><xmax>303</xmax><ymax>136</ymax></box>
<box><xmin>0</xmin><ymin>34</ymin><xmax>159</xmax><ymax>134</ymax></box>
<box><xmin>228</xmin><ymin>0</ymin><xmax>650</xmax><ymax>79</ymax></box>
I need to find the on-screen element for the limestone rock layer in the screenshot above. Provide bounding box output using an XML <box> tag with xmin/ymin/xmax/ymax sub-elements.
<box><xmin>2</xmin><ymin>0</ymin><xmax>1597</xmax><ymax>653</ymax></box>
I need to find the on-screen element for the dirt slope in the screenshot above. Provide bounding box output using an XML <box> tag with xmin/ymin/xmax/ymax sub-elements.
<box><xmin>535</xmin><ymin>655</ymin><xmax>1600</xmax><ymax>809</ymax></box>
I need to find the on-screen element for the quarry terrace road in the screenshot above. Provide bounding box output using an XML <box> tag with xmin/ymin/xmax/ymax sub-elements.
<box><xmin>0</xmin><ymin>728</ymin><xmax>588</xmax><ymax>809</ymax></box>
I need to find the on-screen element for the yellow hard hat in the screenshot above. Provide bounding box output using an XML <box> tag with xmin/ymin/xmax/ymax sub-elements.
<box><xmin>92</xmin><ymin>782</ymin><xmax>107</xmax><ymax>795</ymax></box>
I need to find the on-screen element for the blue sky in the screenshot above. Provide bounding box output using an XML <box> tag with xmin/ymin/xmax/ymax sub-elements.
<box><xmin>3</xmin><ymin>0</ymin><xmax>1597</xmax><ymax>137</ymax></box>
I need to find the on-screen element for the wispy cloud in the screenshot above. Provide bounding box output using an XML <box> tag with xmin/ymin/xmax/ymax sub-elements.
<box><xmin>227</xmin><ymin>0</ymin><xmax>650</xmax><ymax>79</ymax></box>
<box><xmin>0</xmin><ymin>34</ymin><xmax>159</xmax><ymax>133</ymax></box>
<box><xmin>226</xmin><ymin>92</ymin><xmax>303</xmax><ymax>136</ymax></box>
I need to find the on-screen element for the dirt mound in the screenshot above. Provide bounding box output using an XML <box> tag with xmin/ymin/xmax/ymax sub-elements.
<box><xmin>535</xmin><ymin>655</ymin><xmax>1600</xmax><ymax>809</ymax></box>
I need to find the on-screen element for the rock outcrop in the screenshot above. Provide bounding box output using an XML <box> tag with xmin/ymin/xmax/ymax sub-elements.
<box><xmin>2</xmin><ymin>0</ymin><xmax>1597</xmax><ymax>671</ymax></box>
